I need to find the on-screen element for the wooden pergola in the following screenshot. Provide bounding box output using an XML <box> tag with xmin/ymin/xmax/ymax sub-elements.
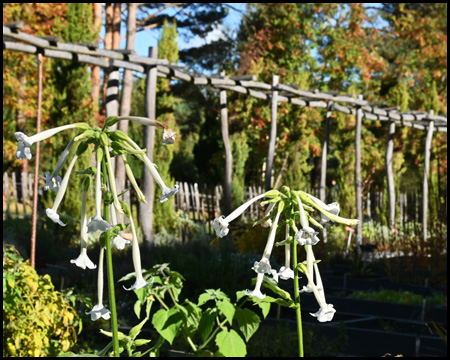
<box><xmin>4</xmin><ymin>22</ymin><xmax>447</xmax><ymax>245</ymax></box>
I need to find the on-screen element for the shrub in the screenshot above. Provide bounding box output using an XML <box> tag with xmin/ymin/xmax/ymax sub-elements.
<box><xmin>3</xmin><ymin>245</ymin><xmax>81</xmax><ymax>357</ymax></box>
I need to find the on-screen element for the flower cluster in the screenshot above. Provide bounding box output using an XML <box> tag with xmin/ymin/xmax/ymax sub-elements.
<box><xmin>213</xmin><ymin>186</ymin><xmax>358</xmax><ymax>323</ymax></box>
<box><xmin>14</xmin><ymin>116</ymin><xmax>178</xmax><ymax>320</ymax></box>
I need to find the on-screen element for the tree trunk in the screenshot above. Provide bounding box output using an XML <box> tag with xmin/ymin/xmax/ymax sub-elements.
<box><xmin>140</xmin><ymin>46</ymin><xmax>158</xmax><ymax>245</ymax></box>
<box><xmin>355</xmin><ymin>95</ymin><xmax>363</xmax><ymax>248</ymax></box>
<box><xmin>116</xmin><ymin>3</ymin><xmax>137</xmax><ymax>210</ymax></box>
<box><xmin>91</xmin><ymin>3</ymin><xmax>102</xmax><ymax>107</ymax></box>
<box><xmin>220</xmin><ymin>72</ymin><xmax>232</xmax><ymax>215</ymax></box>
<box><xmin>265</xmin><ymin>75</ymin><xmax>279</xmax><ymax>192</ymax></box>
<box><xmin>385</xmin><ymin>120</ymin><xmax>396</xmax><ymax>230</ymax></box>
<box><xmin>423</xmin><ymin>115</ymin><xmax>434</xmax><ymax>241</ymax></box>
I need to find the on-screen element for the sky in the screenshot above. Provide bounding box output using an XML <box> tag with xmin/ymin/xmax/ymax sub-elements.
<box><xmin>102</xmin><ymin>4</ymin><xmax>247</xmax><ymax>58</ymax></box>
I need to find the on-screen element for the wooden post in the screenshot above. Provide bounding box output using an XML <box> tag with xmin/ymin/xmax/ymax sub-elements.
<box><xmin>12</xmin><ymin>172</ymin><xmax>19</xmax><ymax>217</ymax></box>
<box><xmin>265</xmin><ymin>75</ymin><xmax>279</xmax><ymax>192</ymax></box>
<box><xmin>320</xmin><ymin>101</ymin><xmax>333</xmax><ymax>202</ymax></box>
<box><xmin>4</xmin><ymin>173</ymin><xmax>11</xmax><ymax>219</ymax></box>
<box><xmin>140</xmin><ymin>46</ymin><xmax>157</xmax><ymax>245</ymax></box>
<box><xmin>355</xmin><ymin>95</ymin><xmax>363</xmax><ymax>248</ymax></box>
<box><xmin>320</xmin><ymin>101</ymin><xmax>333</xmax><ymax>244</ymax></box>
<box><xmin>385</xmin><ymin>120</ymin><xmax>396</xmax><ymax>230</ymax></box>
<box><xmin>423</xmin><ymin>115</ymin><xmax>435</xmax><ymax>241</ymax></box>
<box><xmin>219</xmin><ymin>72</ymin><xmax>232</xmax><ymax>216</ymax></box>
<box><xmin>30</xmin><ymin>52</ymin><xmax>43</xmax><ymax>268</ymax></box>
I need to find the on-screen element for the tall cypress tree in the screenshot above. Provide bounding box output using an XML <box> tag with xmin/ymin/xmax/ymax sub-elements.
<box><xmin>41</xmin><ymin>4</ymin><xmax>98</xmax><ymax>239</ymax></box>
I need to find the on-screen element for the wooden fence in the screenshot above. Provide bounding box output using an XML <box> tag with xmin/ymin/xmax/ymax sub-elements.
<box><xmin>4</xmin><ymin>173</ymin><xmax>445</xmax><ymax>237</ymax></box>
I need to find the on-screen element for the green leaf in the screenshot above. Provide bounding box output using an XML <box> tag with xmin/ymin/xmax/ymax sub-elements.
<box><xmin>134</xmin><ymin>300</ymin><xmax>142</xmax><ymax>320</ymax></box>
<box><xmin>217</xmin><ymin>299</ymin><xmax>235</xmax><ymax>325</ymax></box>
<box><xmin>215</xmin><ymin>329</ymin><xmax>247</xmax><ymax>357</ymax></box>
<box><xmin>198</xmin><ymin>289</ymin><xmax>228</xmax><ymax>306</ymax></box>
<box><xmin>235</xmin><ymin>308</ymin><xmax>260</xmax><ymax>342</ymax></box>
<box><xmin>198</xmin><ymin>308</ymin><xmax>217</xmax><ymax>343</ymax></box>
<box><xmin>257</xmin><ymin>302</ymin><xmax>271</xmax><ymax>319</ymax></box>
<box><xmin>151</xmin><ymin>308</ymin><xmax>183</xmax><ymax>345</ymax></box>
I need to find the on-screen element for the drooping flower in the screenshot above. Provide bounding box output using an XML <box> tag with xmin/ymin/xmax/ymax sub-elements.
<box><xmin>213</xmin><ymin>193</ymin><xmax>266</xmax><ymax>237</ymax></box>
<box><xmin>86</xmin><ymin>247</ymin><xmax>111</xmax><ymax>321</ymax></box>
<box><xmin>87</xmin><ymin>153</ymin><xmax>112</xmax><ymax>233</ymax></box>
<box><xmin>44</xmin><ymin>136</ymin><xmax>76</xmax><ymax>192</ymax></box>
<box><xmin>245</xmin><ymin>273</ymin><xmax>266</xmax><ymax>300</ymax></box>
<box><xmin>298</xmin><ymin>254</ymin><xmax>335</xmax><ymax>323</ymax></box>
<box><xmin>45</xmin><ymin>154</ymin><xmax>79</xmax><ymax>226</ymax></box>
<box><xmin>122</xmin><ymin>205</ymin><xmax>152</xmax><ymax>291</ymax></box>
<box><xmin>14</xmin><ymin>124</ymin><xmax>82</xmax><ymax>160</ymax></box>
<box><xmin>278</xmin><ymin>225</ymin><xmax>295</xmax><ymax>280</ymax></box>
<box><xmin>126</xmin><ymin>137</ymin><xmax>179</xmax><ymax>203</ymax></box>
<box><xmin>71</xmin><ymin>186</ymin><xmax>96</xmax><ymax>270</ymax></box>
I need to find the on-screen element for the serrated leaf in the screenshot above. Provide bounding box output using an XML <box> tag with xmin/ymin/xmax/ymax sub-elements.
<box><xmin>217</xmin><ymin>299</ymin><xmax>235</xmax><ymax>325</ymax></box>
<box><xmin>215</xmin><ymin>330</ymin><xmax>247</xmax><ymax>357</ymax></box>
<box><xmin>235</xmin><ymin>308</ymin><xmax>260</xmax><ymax>342</ymax></box>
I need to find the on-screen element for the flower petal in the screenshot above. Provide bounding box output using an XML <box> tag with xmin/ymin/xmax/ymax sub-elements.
<box><xmin>159</xmin><ymin>185</ymin><xmax>179</xmax><ymax>203</ymax></box>
<box><xmin>45</xmin><ymin>208</ymin><xmax>67</xmax><ymax>227</ymax></box>
<box><xmin>86</xmin><ymin>304</ymin><xmax>111</xmax><ymax>321</ymax></box>
<box><xmin>213</xmin><ymin>216</ymin><xmax>229</xmax><ymax>238</ymax></box>
<box><xmin>310</xmin><ymin>304</ymin><xmax>336</xmax><ymax>322</ymax></box>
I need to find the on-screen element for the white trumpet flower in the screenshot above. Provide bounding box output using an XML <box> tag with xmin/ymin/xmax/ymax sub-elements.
<box><xmin>213</xmin><ymin>193</ymin><xmax>266</xmax><ymax>238</ymax></box>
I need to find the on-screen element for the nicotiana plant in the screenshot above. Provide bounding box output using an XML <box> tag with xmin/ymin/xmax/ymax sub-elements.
<box><xmin>213</xmin><ymin>186</ymin><xmax>358</xmax><ymax>357</ymax></box>
<box><xmin>14</xmin><ymin>116</ymin><xmax>179</xmax><ymax>357</ymax></box>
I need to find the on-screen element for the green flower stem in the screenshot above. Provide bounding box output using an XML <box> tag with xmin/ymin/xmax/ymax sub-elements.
<box><xmin>102</xmin><ymin>160</ymin><xmax>120</xmax><ymax>357</ymax></box>
<box><xmin>292</xmin><ymin>236</ymin><xmax>304</xmax><ymax>357</ymax></box>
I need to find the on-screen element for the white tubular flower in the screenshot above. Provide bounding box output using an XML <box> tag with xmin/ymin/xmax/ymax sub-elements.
<box><xmin>86</xmin><ymin>247</ymin><xmax>111</xmax><ymax>321</ymax></box>
<box><xmin>161</xmin><ymin>128</ymin><xmax>177</xmax><ymax>145</ymax></box>
<box><xmin>306</xmin><ymin>194</ymin><xmax>340</xmax><ymax>223</ymax></box>
<box><xmin>123</xmin><ymin>212</ymin><xmax>152</xmax><ymax>291</ymax></box>
<box><xmin>296</xmin><ymin>195</ymin><xmax>309</xmax><ymax>228</ymax></box>
<box><xmin>44</xmin><ymin>136</ymin><xmax>76</xmax><ymax>192</ymax></box>
<box><xmin>45</xmin><ymin>154</ymin><xmax>79</xmax><ymax>227</ymax></box>
<box><xmin>245</xmin><ymin>273</ymin><xmax>266</xmax><ymax>300</ymax></box>
<box><xmin>126</xmin><ymin>138</ymin><xmax>179</xmax><ymax>203</ymax></box>
<box><xmin>295</xmin><ymin>226</ymin><xmax>320</xmax><ymax>246</ymax></box>
<box><xmin>14</xmin><ymin>124</ymin><xmax>79</xmax><ymax>160</ymax></box>
<box><xmin>213</xmin><ymin>193</ymin><xmax>266</xmax><ymax>238</ymax></box>
<box><xmin>104</xmin><ymin>145</ymin><xmax>123</xmax><ymax>214</ymax></box>
<box><xmin>71</xmin><ymin>189</ymin><xmax>96</xmax><ymax>270</ymax></box>
<box><xmin>298</xmin><ymin>250</ymin><xmax>335</xmax><ymax>322</ymax></box>
<box><xmin>87</xmin><ymin>156</ymin><xmax>112</xmax><ymax>233</ymax></box>
<box><xmin>278</xmin><ymin>225</ymin><xmax>294</xmax><ymax>280</ymax></box>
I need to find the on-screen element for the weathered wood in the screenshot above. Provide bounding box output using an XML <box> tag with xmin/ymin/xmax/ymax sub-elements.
<box><xmin>140</xmin><ymin>46</ymin><xmax>158</xmax><ymax>245</ymax></box>
<box><xmin>386</xmin><ymin>120</ymin><xmax>396</xmax><ymax>230</ymax></box>
<box><xmin>219</xmin><ymin>73</ymin><xmax>232</xmax><ymax>215</ymax></box>
<box><xmin>194</xmin><ymin>183</ymin><xmax>201</xmax><ymax>220</ymax></box>
<box><xmin>184</xmin><ymin>182</ymin><xmax>191</xmax><ymax>214</ymax></box>
<box><xmin>265</xmin><ymin>75</ymin><xmax>279</xmax><ymax>191</ymax></box>
<box><xmin>4</xmin><ymin>173</ymin><xmax>11</xmax><ymax>219</ymax></box>
<box><xmin>355</xmin><ymin>95</ymin><xmax>363</xmax><ymax>247</ymax></box>
<box><xmin>320</xmin><ymin>101</ymin><xmax>333</xmax><ymax>202</ymax></box>
<box><xmin>422</xmin><ymin>116</ymin><xmax>435</xmax><ymax>241</ymax></box>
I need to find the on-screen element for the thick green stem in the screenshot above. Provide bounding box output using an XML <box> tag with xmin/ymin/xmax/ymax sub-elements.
<box><xmin>103</xmin><ymin>160</ymin><xmax>120</xmax><ymax>357</ymax></box>
<box><xmin>292</xmin><ymin>240</ymin><xmax>304</xmax><ymax>357</ymax></box>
